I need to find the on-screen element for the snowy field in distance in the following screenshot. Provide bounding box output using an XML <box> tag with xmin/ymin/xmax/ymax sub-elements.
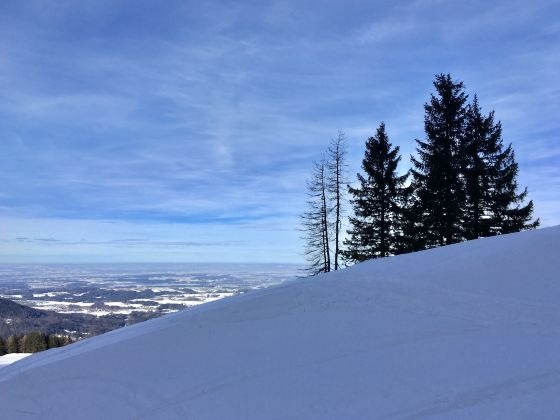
<box><xmin>0</xmin><ymin>263</ymin><xmax>301</xmax><ymax>317</ymax></box>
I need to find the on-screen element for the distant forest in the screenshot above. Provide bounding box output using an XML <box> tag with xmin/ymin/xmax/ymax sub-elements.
<box><xmin>302</xmin><ymin>73</ymin><xmax>538</xmax><ymax>275</ymax></box>
<box><xmin>0</xmin><ymin>332</ymin><xmax>72</xmax><ymax>355</ymax></box>
<box><xmin>0</xmin><ymin>297</ymin><xmax>159</xmax><ymax>355</ymax></box>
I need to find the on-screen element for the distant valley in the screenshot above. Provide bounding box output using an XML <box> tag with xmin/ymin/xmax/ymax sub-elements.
<box><xmin>0</xmin><ymin>297</ymin><xmax>138</xmax><ymax>339</ymax></box>
<box><xmin>0</xmin><ymin>263</ymin><xmax>299</xmax><ymax>340</ymax></box>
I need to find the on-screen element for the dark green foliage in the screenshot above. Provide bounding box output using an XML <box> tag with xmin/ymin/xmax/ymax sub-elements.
<box><xmin>411</xmin><ymin>73</ymin><xmax>468</xmax><ymax>247</ymax></box>
<box><xmin>338</xmin><ymin>73</ymin><xmax>538</xmax><ymax>264</ymax></box>
<box><xmin>462</xmin><ymin>96</ymin><xmax>539</xmax><ymax>238</ymax></box>
<box><xmin>461</xmin><ymin>95</ymin><xmax>497</xmax><ymax>239</ymax></box>
<box><xmin>489</xmin><ymin>146</ymin><xmax>539</xmax><ymax>233</ymax></box>
<box><xmin>1</xmin><ymin>332</ymin><xmax>73</xmax><ymax>354</ymax></box>
<box><xmin>20</xmin><ymin>331</ymin><xmax>47</xmax><ymax>353</ymax></box>
<box><xmin>48</xmin><ymin>334</ymin><xmax>61</xmax><ymax>349</ymax></box>
<box><xmin>47</xmin><ymin>334</ymin><xmax>72</xmax><ymax>348</ymax></box>
<box><xmin>304</xmin><ymin>72</ymin><xmax>538</xmax><ymax>268</ymax></box>
<box><xmin>0</xmin><ymin>337</ymin><xmax>6</xmax><ymax>356</ymax></box>
<box><xmin>343</xmin><ymin>123</ymin><xmax>409</xmax><ymax>262</ymax></box>
<box><xmin>398</xmin><ymin>193</ymin><xmax>426</xmax><ymax>253</ymax></box>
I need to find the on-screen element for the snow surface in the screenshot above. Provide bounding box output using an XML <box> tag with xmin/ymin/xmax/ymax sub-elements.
<box><xmin>0</xmin><ymin>353</ymin><xmax>31</xmax><ymax>369</ymax></box>
<box><xmin>1</xmin><ymin>227</ymin><xmax>559</xmax><ymax>419</ymax></box>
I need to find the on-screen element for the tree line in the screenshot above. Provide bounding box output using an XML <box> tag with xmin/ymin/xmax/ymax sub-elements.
<box><xmin>302</xmin><ymin>74</ymin><xmax>538</xmax><ymax>273</ymax></box>
<box><xmin>0</xmin><ymin>332</ymin><xmax>73</xmax><ymax>355</ymax></box>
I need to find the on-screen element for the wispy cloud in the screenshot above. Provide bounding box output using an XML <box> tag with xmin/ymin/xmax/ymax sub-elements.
<box><xmin>13</xmin><ymin>236</ymin><xmax>244</xmax><ymax>248</ymax></box>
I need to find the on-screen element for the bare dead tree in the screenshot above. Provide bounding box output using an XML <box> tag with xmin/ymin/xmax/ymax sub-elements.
<box><xmin>301</xmin><ymin>157</ymin><xmax>331</xmax><ymax>275</ymax></box>
<box><xmin>327</xmin><ymin>131</ymin><xmax>347</xmax><ymax>271</ymax></box>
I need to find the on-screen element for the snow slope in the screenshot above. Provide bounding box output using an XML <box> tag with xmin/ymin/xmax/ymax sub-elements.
<box><xmin>1</xmin><ymin>227</ymin><xmax>559</xmax><ymax>419</ymax></box>
<box><xmin>0</xmin><ymin>353</ymin><xmax>30</xmax><ymax>369</ymax></box>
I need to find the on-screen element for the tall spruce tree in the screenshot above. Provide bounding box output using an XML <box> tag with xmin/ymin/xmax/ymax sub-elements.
<box><xmin>411</xmin><ymin>74</ymin><xmax>468</xmax><ymax>247</ymax></box>
<box><xmin>0</xmin><ymin>337</ymin><xmax>6</xmax><ymax>356</ymax></box>
<box><xmin>343</xmin><ymin>123</ymin><xmax>408</xmax><ymax>262</ymax></box>
<box><xmin>462</xmin><ymin>95</ymin><xmax>498</xmax><ymax>239</ymax></box>
<box><xmin>301</xmin><ymin>158</ymin><xmax>331</xmax><ymax>275</ymax></box>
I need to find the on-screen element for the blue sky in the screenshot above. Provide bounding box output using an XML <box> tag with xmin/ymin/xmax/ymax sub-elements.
<box><xmin>0</xmin><ymin>0</ymin><xmax>558</xmax><ymax>263</ymax></box>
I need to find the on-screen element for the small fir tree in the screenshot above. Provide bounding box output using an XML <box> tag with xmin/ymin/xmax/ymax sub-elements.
<box><xmin>489</xmin><ymin>145</ymin><xmax>539</xmax><ymax>234</ymax></box>
<box><xmin>343</xmin><ymin>123</ymin><xmax>408</xmax><ymax>262</ymax></box>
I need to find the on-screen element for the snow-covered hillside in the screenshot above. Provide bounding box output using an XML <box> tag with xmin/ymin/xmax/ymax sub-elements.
<box><xmin>1</xmin><ymin>227</ymin><xmax>559</xmax><ymax>419</ymax></box>
<box><xmin>0</xmin><ymin>353</ymin><xmax>30</xmax><ymax>369</ymax></box>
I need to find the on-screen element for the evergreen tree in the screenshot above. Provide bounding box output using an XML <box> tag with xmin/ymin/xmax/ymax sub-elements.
<box><xmin>21</xmin><ymin>331</ymin><xmax>47</xmax><ymax>353</ymax></box>
<box><xmin>343</xmin><ymin>123</ymin><xmax>408</xmax><ymax>262</ymax></box>
<box><xmin>48</xmin><ymin>334</ymin><xmax>62</xmax><ymax>349</ymax></box>
<box><xmin>411</xmin><ymin>73</ymin><xmax>468</xmax><ymax>247</ymax></box>
<box><xmin>462</xmin><ymin>95</ymin><xmax>539</xmax><ymax>238</ymax></box>
<box><xmin>489</xmin><ymin>145</ymin><xmax>539</xmax><ymax>234</ymax></box>
<box><xmin>326</xmin><ymin>131</ymin><xmax>347</xmax><ymax>271</ymax></box>
<box><xmin>6</xmin><ymin>335</ymin><xmax>19</xmax><ymax>353</ymax></box>
<box><xmin>301</xmin><ymin>157</ymin><xmax>332</xmax><ymax>275</ymax></box>
<box><xmin>398</xmin><ymin>187</ymin><xmax>425</xmax><ymax>253</ymax></box>
<box><xmin>461</xmin><ymin>95</ymin><xmax>498</xmax><ymax>239</ymax></box>
<box><xmin>0</xmin><ymin>337</ymin><xmax>6</xmax><ymax>356</ymax></box>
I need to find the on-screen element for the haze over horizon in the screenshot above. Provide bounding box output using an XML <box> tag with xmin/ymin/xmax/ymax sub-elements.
<box><xmin>0</xmin><ymin>0</ymin><xmax>558</xmax><ymax>263</ymax></box>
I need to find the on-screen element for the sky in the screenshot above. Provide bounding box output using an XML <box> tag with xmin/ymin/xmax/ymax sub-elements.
<box><xmin>0</xmin><ymin>0</ymin><xmax>558</xmax><ymax>263</ymax></box>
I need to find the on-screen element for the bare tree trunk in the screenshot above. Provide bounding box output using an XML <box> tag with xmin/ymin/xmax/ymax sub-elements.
<box><xmin>301</xmin><ymin>158</ymin><xmax>332</xmax><ymax>276</ymax></box>
<box><xmin>320</xmin><ymin>163</ymin><xmax>331</xmax><ymax>272</ymax></box>
<box><xmin>301</xmin><ymin>131</ymin><xmax>346</xmax><ymax>276</ymax></box>
<box><xmin>327</xmin><ymin>131</ymin><xmax>347</xmax><ymax>270</ymax></box>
